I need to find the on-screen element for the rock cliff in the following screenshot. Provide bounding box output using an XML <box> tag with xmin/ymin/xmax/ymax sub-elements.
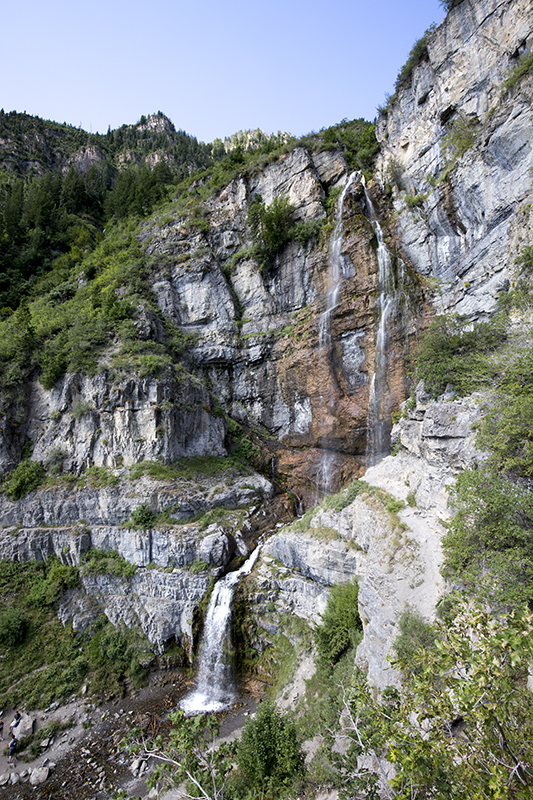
<box><xmin>376</xmin><ymin>0</ymin><xmax>533</xmax><ymax>319</ymax></box>
<box><xmin>0</xmin><ymin>0</ymin><xmax>531</xmax><ymax>699</ymax></box>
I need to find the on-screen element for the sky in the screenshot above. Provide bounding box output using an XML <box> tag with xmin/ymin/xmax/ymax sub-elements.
<box><xmin>3</xmin><ymin>0</ymin><xmax>445</xmax><ymax>144</ymax></box>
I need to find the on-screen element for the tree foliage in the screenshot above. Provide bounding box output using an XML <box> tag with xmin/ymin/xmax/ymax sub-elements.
<box><xmin>127</xmin><ymin>709</ymin><xmax>236</xmax><ymax>800</ymax></box>
<box><xmin>395</xmin><ymin>25</ymin><xmax>436</xmax><ymax>91</ymax></box>
<box><xmin>391</xmin><ymin>606</ymin><xmax>437</xmax><ymax>677</ymax></box>
<box><xmin>442</xmin><ymin>469</ymin><xmax>533</xmax><ymax>610</ymax></box>
<box><xmin>3</xmin><ymin>459</ymin><xmax>45</xmax><ymax>499</ymax></box>
<box><xmin>341</xmin><ymin>601</ymin><xmax>533</xmax><ymax>799</ymax></box>
<box><xmin>248</xmin><ymin>194</ymin><xmax>296</xmax><ymax>270</ymax></box>
<box><xmin>236</xmin><ymin>700</ymin><xmax>305</xmax><ymax>797</ymax></box>
<box><xmin>0</xmin><ymin>607</ymin><xmax>27</xmax><ymax>648</ymax></box>
<box><xmin>314</xmin><ymin>579</ymin><xmax>362</xmax><ymax>670</ymax></box>
<box><xmin>413</xmin><ymin>313</ymin><xmax>505</xmax><ymax>398</ymax></box>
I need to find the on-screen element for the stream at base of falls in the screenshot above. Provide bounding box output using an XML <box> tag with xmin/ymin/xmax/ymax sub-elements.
<box><xmin>180</xmin><ymin>546</ymin><xmax>262</xmax><ymax>715</ymax></box>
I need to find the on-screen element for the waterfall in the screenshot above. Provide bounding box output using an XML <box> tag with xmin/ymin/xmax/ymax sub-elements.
<box><xmin>180</xmin><ymin>546</ymin><xmax>261</xmax><ymax>715</ymax></box>
<box><xmin>316</xmin><ymin>171</ymin><xmax>358</xmax><ymax>499</ymax></box>
<box><xmin>362</xmin><ymin>179</ymin><xmax>399</xmax><ymax>465</ymax></box>
<box><xmin>318</xmin><ymin>171</ymin><xmax>358</xmax><ymax>348</ymax></box>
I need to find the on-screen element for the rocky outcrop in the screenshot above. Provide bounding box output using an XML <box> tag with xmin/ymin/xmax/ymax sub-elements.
<box><xmin>0</xmin><ymin>470</ymin><xmax>280</xmax><ymax>653</ymax></box>
<box><xmin>376</xmin><ymin>0</ymin><xmax>533</xmax><ymax>319</ymax></box>
<box><xmin>25</xmin><ymin>371</ymin><xmax>227</xmax><ymax>476</ymax></box>
<box><xmin>247</xmin><ymin>385</ymin><xmax>485</xmax><ymax>689</ymax></box>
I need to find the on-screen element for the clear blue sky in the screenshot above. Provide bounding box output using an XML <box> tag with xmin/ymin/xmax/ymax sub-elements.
<box><xmin>3</xmin><ymin>0</ymin><xmax>445</xmax><ymax>143</ymax></box>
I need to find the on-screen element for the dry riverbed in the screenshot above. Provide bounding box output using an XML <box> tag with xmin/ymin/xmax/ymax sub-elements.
<box><xmin>0</xmin><ymin>669</ymin><xmax>258</xmax><ymax>800</ymax></box>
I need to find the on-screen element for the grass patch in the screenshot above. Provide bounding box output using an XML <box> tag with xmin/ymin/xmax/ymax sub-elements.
<box><xmin>0</xmin><ymin>557</ymin><xmax>154</xmax><ymax>708</ymax></box>
<box><xmin>129</xmin><ymin>455</ymin><xmax>241</xmax><ymax>482</ymax></box>
<box><xmin>501</xmin><ymin>51</ymin><xmax>533</xmax><ymax>94</ymax></box>
<box><xmin>81</xmin><ymin>548</ymin><xmax>137</xmax><ymax>580</ymax></box>
<box><xmin>323</xmin><ymin>479</ymin><xmax>368</xmax><ymax>512</ymax></box>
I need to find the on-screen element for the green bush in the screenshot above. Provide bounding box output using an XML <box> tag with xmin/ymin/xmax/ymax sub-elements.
<box><xmin>501</xmin><ymin>51</ymin><xmax>533</xmax><ymax>93</ymax></box>
<box><xmin>314</xmin><ymin>579</ymin><xmax>362</xmax><ymax>669</ymax></box>
<box><xmin>443</xmin><ymin>468</ymin><xmax>533</xmax><ymax>609</ymax></box>
<box><xmin>391</xmin><ymin>606</ymin><xmax>437</xmax><ymax>676</ymax></box>
<box><xmin>0</xmin><ymin>607</ymin><xmax>27</xmax><ymax>648</ymax></box>
<box><xmin>395</xmin><ymin>25</ymin><xmax>436</xmax><ymax>91</ymax></box>
<box><xmin>129</xmin><ymin>503</ymin><xmax>157</xmax><ymax>529</ymax></box>
<box><xmin>236</xmin><ymin>700</ymin><xmax>305</xmax><ymax>798</ymax></box>
<box><xmin>413</xmin><ymin>313</ymin><xmax>505</xmax><ymax>397</ymax></box>
<box><xmin>26</xmin><ymin>559</ymin><xmax>80</xmax><ymax>607</ymax></box>
<box><xmin>82</xmin><ymin>548</ymin><xmax>137</xmax><ymax>580</ymax></box>
<box><xmin>4</xmin><ymin>460</ymin><xmax>45</xmax><ymax>499</ymax></box>
<box><xmin>292</xmin><ymin>218</ymin><xmax>324</xmax><ymax>248</ymax></box>
<box><xmin>85</xmin><ymin>618</ymin><xmax>150</xmax><ymax>697</ymax></box>
<box><xmin>323</xmin><ymin>479</ymin><xmax>367</xmax><ymax>512</ymax></box>
<box><xmin>248</xmin><ymin>194</ymin><xmax>295</xmax><ymax>270</ymax></box>
<box><xmin>441</xmin><ymin>114</ymin><xmax>480</xmax><ymax>164</ymax></box>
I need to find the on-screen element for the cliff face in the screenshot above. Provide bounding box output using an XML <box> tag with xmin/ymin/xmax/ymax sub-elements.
<box><xmin>1</xmin><ymin>147</ymin><xmax>422</xmax><ymax>506</ymax></box>
<box><xmin>0</xmin><ymin>0</ymin><xmax>531</xmax><ymax>687</ymax></box>
<box><xmin>376</xmin><ymin>0</ymin><xmax>533</xmax><ymax>318</ymax></box>
<box><xmin>141</xmin><ymin>151</ymin><xmax>420</xmax><ymax>502</ymax></box>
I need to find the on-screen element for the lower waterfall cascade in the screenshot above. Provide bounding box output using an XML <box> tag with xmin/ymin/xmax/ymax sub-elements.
<box><xmin>180</xmin><ymin>545</ymin><xmax>262</xmax><ymax>715</ymax></box>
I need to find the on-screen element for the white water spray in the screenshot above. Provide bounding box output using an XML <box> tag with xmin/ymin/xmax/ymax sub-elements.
<box><xmin>318</xmin><ymin>171</ymin><xmax>358</xmax><ymax>348</ymax></box>
<box><xmin>180</xmin><ymin>546</ymin><xmax>261</xmax><ymax>715</ymax></box>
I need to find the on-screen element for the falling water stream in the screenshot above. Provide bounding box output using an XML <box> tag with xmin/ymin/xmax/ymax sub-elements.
<box><xmin>181</xmin><ymin>176</ymin><xmax>404</xmax><ymax>715</ymax></box>
<box><xmin>362</xmin><ymin>178</ymin><xmax>400</xmax><ymax>465</ymax></box>
<box><xmin>180</xmin><ymin>546</ymin><xmax>262</xmax><ymax>715</ymax></box>
<box><xmin>315</xmin><ymin>171</ymin><xmax>358</xmax><ymax>498</ymax></box>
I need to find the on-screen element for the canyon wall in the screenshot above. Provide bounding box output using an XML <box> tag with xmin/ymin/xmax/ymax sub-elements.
<box><xmin>0</xmin><ymin>0</ymin><xmax>531</xmax><ymax>686</ymax></box>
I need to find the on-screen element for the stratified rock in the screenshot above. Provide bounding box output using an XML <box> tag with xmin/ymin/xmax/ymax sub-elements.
<box><xmin>376</xmin><ymin>0</ymin><xmax>533</xmax><ymax>319</ymax></box>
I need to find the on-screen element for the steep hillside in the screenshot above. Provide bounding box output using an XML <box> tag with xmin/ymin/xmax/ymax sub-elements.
<box><xmin>1</xmin><ymin>0</ymin><xmax>533</xmax><ymax>796</ymax></box>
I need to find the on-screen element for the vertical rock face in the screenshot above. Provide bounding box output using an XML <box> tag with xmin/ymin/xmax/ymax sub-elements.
<box><xmin>140</xmin><ymin>161</ymin><xmax>422</xmax><ymax>505</ymax></box>
<box><xmin>1</xmin><ymin>150</ymin><xmax>422</xmax><ymax>506</ymax></box>
<box><xmin>376</xmin><ymin>0</ymin><xmax>533</xmax><ymax>319</ymax></box>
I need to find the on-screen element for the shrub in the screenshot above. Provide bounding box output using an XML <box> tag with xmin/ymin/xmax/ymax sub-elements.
<box><xmin>82</xmin><ymin>548</ymin><xmax>137</xmax><ymax>581</ymax></box>
<box><xmin>292</xmin><ymin>218</ymin><xmax>324</xmax><ymax>248</ymax></box>
<box><xmin>4</xmin><ymin>460</ymin><xmax>45</xmax><ymax>499</ymax></box>
<box><xmin>129</xmin><ymin>503</ymin><xmax>157</xmax><ymax>529</ymax></box>
<box><xmin>395</xmin><ymin>25</ymin><xmax>436</xmax><ymax>91</ymax></box>
<box><xmin>392</xmin><ymin>606</ymin><xmax>437</xmax><ymax>676</ymax></box>
<box><xmin>0</xmin><ymin>607</ymin><xmax>27</xmax><ymax>648</ymax></box>
<box><xmin>314</xmin><ymin>579</ymin><xmax>362</xmax><ymax>669</ymax></box>
<box><xmin>71</xmin><ymin>399</ymin><xmax>94</xmax><ymax>420</ymax></box>
<box><xmin>189</xmin><ymin>558</ymin><xmax>209</xmax><ymax>574</ymax></box>
<box><xmin>441</xmin><ymin>114</ymin><xmax>480</xmax><ymax>164</ymax></box>
<box><xmin>501</xmin><ymin>50</ymin><xmax>533</xmax><ymax>93</ymax></box>
<box><xmin>43</xmin><ymin>444</ymin><xmax>68</xmax><ymax>476</ymax></box>
<box><xmin>26</xmin><ymin>559</ymin><xmax>80</xmax><ymax>607</ymax></box>
<box><xmin>236</xmin><ymin>700</ymin><xmax>305</xmax><ymax>797</ymax></box>
<box><xmin>413</xmin><ymin>313</ymin><xmax>505</xmax><ymax>397</ymax></box>
<box><xmin>443</xmin><ymin>468</ymin><xmax>533</xmax><ymax>609</ymax></box>
<box><xmin>248</xmin><ymin>194</ymin><xmax>295</xmax><ymax>269</ymax></box>
<box><xmin>323</xmin><ymin>479</ymin><xmax>367</xmax><ymax>512</ymax></box>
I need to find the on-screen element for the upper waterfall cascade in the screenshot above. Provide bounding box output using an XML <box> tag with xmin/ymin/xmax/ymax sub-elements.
<box><xmin>362</xmin><ymin>178</ymin><xmax>404</xmax><ymax>465</ymax></box>
<box><xmin>315</xmin><ymin>171</ymin><xmax>359</xmax><ymax>499</ymax></box>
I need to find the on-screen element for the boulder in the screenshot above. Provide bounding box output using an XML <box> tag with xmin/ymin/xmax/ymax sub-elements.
<box><xmin>29</xmin><ymin>766</ymin><xmax>50</xmax><ymax>786</ymax></box>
